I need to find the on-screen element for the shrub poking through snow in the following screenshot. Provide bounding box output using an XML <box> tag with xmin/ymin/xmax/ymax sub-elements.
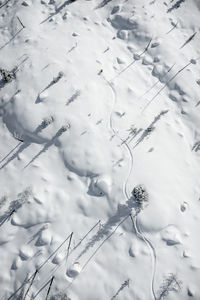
<box><xmin>50</xmin><ymin>293</ymin><xmax>71</xmax><ymax>300</ymax></box>
<box><xmin>0</xmin><ymin>195</ymin><xmax>7</xmax><ymax>210</ymax></box>
<box><xmin>192</xmin><ymin>141</ymin><xmax>200</xmax><ymax>152</ymax></box>
<box><xmin>132</xmin><ymin>185</ymin><xmax>148</xmax><ymax>209</ymax></box>
<box><xmin>111</xmin><ymin>279</ymin><xmax>130</xmax><ymax>300</ymax></box>
<box><xmin>53</xmin><ymin>71</ymin><xmax>64</xmax><ymax>83</ymax></box>
<box><xmin>42</xmin><ymin>116</ymin><xmax>54</xmax><ymax>128</ymax></box>
<box><xmin>157</xmin><ymin>273</ymin><xmax>182</xmax><ymax>299</ymax></box>
<box><xmin>18</xmin><ymin>187</ymin><xmax>32</xmax><ymax>204</ymax></box>
<box><xmin>61</xmin><ymin>123</ymin><xmax>70</xmax><ymax>132</ymax></box>
<box><xmin>0</xmin><ymin>187</ymin><xmax>32</xmax><ymax>227</ymax></box>
<box><xmin>0</xmin><ymin>68</ymin><xmax>15</xmax><ymax>83</ymax></box>
<box><xmin>145</xmin><ymin>126</ymin><xmax>155</xmax><ymax>135</ymax></box>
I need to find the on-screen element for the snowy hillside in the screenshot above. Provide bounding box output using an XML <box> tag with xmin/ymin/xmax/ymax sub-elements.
<box><xmin>0</xmin><ymin>0</ymin><xmax>200</xmax><ymax>299</ymax></box>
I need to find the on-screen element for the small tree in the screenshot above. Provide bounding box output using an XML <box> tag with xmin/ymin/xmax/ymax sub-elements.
<box><xmin>132</xmin><ymin>185</ymin><xmax>148</xmax><ymax>210</ymax></box>
<box><xmin>0</xmin><ymin>68</ymin><xmax>15</xmax><ymax>83</ymax></box>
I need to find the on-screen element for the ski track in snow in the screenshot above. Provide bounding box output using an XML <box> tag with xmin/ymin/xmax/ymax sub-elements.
<box><xmin>104</xmin><ymin>75</ymin><xmax>157</xmax><ymax>300</ymax></box>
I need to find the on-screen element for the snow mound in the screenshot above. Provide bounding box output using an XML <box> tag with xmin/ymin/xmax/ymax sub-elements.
<box><xmin>67</xmin><ymin>262</ymin><xmax>81</xmax><ymax>278</ymax></box>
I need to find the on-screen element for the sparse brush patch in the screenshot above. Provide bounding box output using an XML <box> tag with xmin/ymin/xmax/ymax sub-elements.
<box><xmin>0</xmin><ymin>68</ymin><xmax>15</xmax><ymax>83</ymax></box>
<box><xmin>50</xmin><ymin>292</ymin><xmax>71</xmax><ymax>300</ymax></box>
<box><xmin>132</xmin><ymin>185</ymin><xmax>148</xmax><ymax>210</ymax></box>
<box><xmin>0</xmin><ymin>195</ymin><xmax>7</xmax><ymax>210</ymax></box>
<box><xmin>111</xmin><ymin>279</ymin><xmax>130</xmax><ymax>300</ymax></box>
<box><xmin>145</xmin><ymin>126</ymin><xmax>155</xmax><ymax>135</ymax></box>
<box><xmin>157</xmin><ymin>273</ymin><xmax>182</xmax><ymax>299</ymax></box>
<box><xmin>0</xmin><ymin>187</ymin><xmax>32</xmax><ymax>227</ymax></box>
<box><xmin>18</xmin><ymin>187</ymin><xmax>32</xmax><ymax>205</ymax></box>
<box><xmin>66</xmin><ymin>90</ymin><xmax>81</xmax><ymax>106</ymax></box>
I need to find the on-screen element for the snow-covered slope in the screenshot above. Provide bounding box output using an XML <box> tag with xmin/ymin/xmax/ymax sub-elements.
<box><xmin>0</xmin><ymin>0</ymin><xmax>200</xmax><ymax>299</ymax></box>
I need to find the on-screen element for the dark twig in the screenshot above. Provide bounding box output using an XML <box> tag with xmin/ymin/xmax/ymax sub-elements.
<box><xmin>0</xmin><ymin>0</ymin><xmax>12</xmax><ymax>9</ymax></box>
<box><xmin>45</xmin><ymin>276</ymin><xmax>54</xmax><ymax>300</ymax></box>
<box><xmin>17</xmin><ymin>16</ymin><xmax>25</xmax><ymax>29</ymax></box>
<box><xmin>0</xmin><ymin>142</ymin><xmax>21</xmax><ymax>164</ymax></box>
<box><xmin>14</xmin><ymin>56</ymin><xmax>29</xmax><ymax>74</ymax></box>
<box><xmin>30</xmin><ymin>223</ymin><xmax>100</xmax><ymax>298</ymax></box>
<box><xmin>166</xmin><ymin>21</ymin><xmax>178</xmax><ymax>34</ymax></box>
<box><xmin>129</xmin><ymin>213</ymin><xmax>135</xmax><ymax>230</ymax></box>
<box><xmin>66</xmin><ymin>214</ymin><xmax>130</xmax><ymax>291</ymax></box>
<box><xmin>40</xmin><ymin>0</ymin><xmax>75</xmax><ymax>24</ymax></box>
<box><xmin>110</xmin><ymin>38</ymin><xmax>152</xmax><ymax>81</ymax></box>
<box><xmin>71</xmin><ymin>220</ymin><xmax>101</xmax><ymax>253</ymax></box>
<box><xmin>180</xmin><ymin>32</ymin><xmax>197</xmax><ymax>49</ymax></box>
<box><xmin>67</xmin><ymin>42</ymin><xmax>77</xmax><ymax>54</ymax></box>
<box><xmin>96</xmin><ymin>0</ymin><xmax>113</xmax><ymax>9</ymax></box>
<box><xmin>66</xmin><ymin>232</ymin><xmax>73</xmax><ymax>265</ymax></box>
<box><xmin>142</xmin><ymin>61</ymin><xmax>193</xmax><ymax>112</ymax></box>
<box><xmin>167</xmin><ymin>0</ymin><xmax>186</xmax><ymax>13</ymax></box>
<box><xmin>138</xmin><ymin>63</ymin><xmax>175</xmax><ymax>100</ymax></box>
<box><xmin>33</xmin><ymin>277</ymin><xmax>53</xmax><ymax>299</ymax></box>
<box><xmin>23</xmin><ymin>270</ymin><xmax>38</xmax><ymax>300</ymax></box>
<box><xmin>0</xmin><ymin>209</ymin><xmax>15</xmax><ymax>227</ymax></box>
<box><xmin>37</xmin><ymin>233</ymin><xmax>72</xmax><ymax>272</ymax></box>
<box><xmin>7</xmin><ymin>233</ymin><xmax>71</xmax><ymax>300</ymax></box>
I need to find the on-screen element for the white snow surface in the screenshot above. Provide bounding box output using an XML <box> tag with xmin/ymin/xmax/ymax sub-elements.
<box><xmin>0</xmin><ymin>0</ymin><xmax>200</xmax><ymax>299</ymax></box>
